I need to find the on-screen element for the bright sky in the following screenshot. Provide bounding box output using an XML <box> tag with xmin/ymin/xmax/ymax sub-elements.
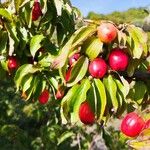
<box><xmin>71</xmin><ymin>0</ymin><xmax>150</xmax><ymax>16</ymax></box>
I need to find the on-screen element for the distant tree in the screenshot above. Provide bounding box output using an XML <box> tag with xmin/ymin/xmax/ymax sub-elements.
<box><xmin>87</xmin><ymin>8</ymin><xmax>147</xmax><ymax>24</ymax></box>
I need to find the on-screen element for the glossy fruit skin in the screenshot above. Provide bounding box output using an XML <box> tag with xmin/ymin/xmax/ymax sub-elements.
<box><xmin>65</xmin><ymin>68</ymin><xmax>72</xmax><ymax>82</ymax></box>
<box><xmin>108</xmin><ymin>49</ymin><xmax>129</xmax><ymax>71</ymax></box>
<box><xmin>79</xmin><ymin>101</ymin><xmax>95</xmax><ymax>125</ymax></box>
<box><xmin>69</xmin><ymin>53</ymin><xmax>80</xmax><ymax>66</ymax></box>
<box><xmin>89</xmin><ymin>58</ymin><xmax>107</xmax><ymax>78</ymax></box>
<box><xmin>8</xmin><ymin>56</ymin><xmax>18</xmax><ymax>70</ymax></box>
<box><xmin>55</xmin><ymin>89</ymin><xmax>64</xmax><ymax>100</ymax></box>
<box><xmin>38</xmin><ymin>89</ymin><xmax>50</xmax><ymax>104</ymax></box>
<box><xmin>97</xmin><ymin>23</ymin><xmax>117</xmax><ymax>43</ymax></box>
<box><xmin>144</xmin><ymin>119</ymin><xmax>150</xmax><ymax>129</ymax></box>
<box><xmin>32</xmin><ymin>1</ymin><xmax>42</xmax><ymax>21</ymax></box>
<box><xmin>121</xmin><ymin>112</ymin><xmax>145</xmax><ymax>137</ymax></box>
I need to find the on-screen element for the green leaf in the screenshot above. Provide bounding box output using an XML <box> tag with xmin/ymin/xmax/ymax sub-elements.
<box><xmin>56</xmin><ymin>23</ymin><xmax>65</xmax><ymax>46</ymax></box>
<box><xmin>14</xmin><ymin>64</ymin><xmax>41</xmax><ymax>91</ymax></box>
<box><xmin>21</xmin><ymin>74</ymin><xmax>33</xmax><ymax>93</ymax></box>
<box><xmin>86</xmin><ymin>82</ymin><xmax>96</xmax><ymax>114</ymax></box>
<box><xmin>127</xmin><ymin>59</ymin><xmax>141</xmax><ymax>77</ymax></box>
<box><xmin>51</xmin><ymin>35</ymin><xmax>74</xmax><ymax>69</ymax></box>
<box><xmin>5</xmin><ymin>22</ymin><xmax>19</xmax><ymax>50</ymax></box>
<box><xmin>126</xmin><ymin>25</ymin><xmax>147</xmax><ymax>59</ymax></box>
<box><xmin>0</xmin><ymin>8</ymin><xmax>12</xmax><ymax>21</ymax></box>
<box><xmin>72</xmin><ymin>25</ymin><xmax>97</xmax><ymax>48</ymax></box>
<box><xmin>94</xmin><ymin>79</ymin><xmax>107</xmax><ymax>121</ymax></box>
<box><xmin>32</xmin><ymin>76</ymin><xmax>46</xmax><ymax>101</ymax></box>
<box><xmin>66</xmin><ymin>56</ymin><xmax>89</xmax><ymax>87</ymax></box>
<box><xmin>51</xmin><ymin>25</ymin><xmax>96</xmax><ymax>69</ymax></box>
<box><xmin>103</xmin><ymin>75</ymin><xmax>118</xmax><ymax>112</ymax></box>
<box><xmin>130</xmin><ymin>25</ymin><xmax>148</xmax><ymax>56</ymax></box>
<box><xmin>0</xmin><ymin>31</ymin><xmax>8</xmax><ymax>54</ymax></box>
<box><xmin>114</xmin><ymin>78</ymin><xmax>127</xmax><ymax>100</ymax></box>
<box><xmin>117</xmin><ymin>30</ymin><xmax>127</xmax><ymax>46</ymax></box>
<box><xmin>58</xmin><ymin>131</ymin><xmax>75</xmax><ymax>145</ymax></box>
<box><xmin>128</xmin><ymin>81</ymin><xmax>147</xmax><ymax>104</ymax></box>
<box><xmin>30</xmin><ymin>35</ymin><xmax>45</xmax><ymax>57</ymax></box>
<box><xmin>81</xmin><ymin>36</ymin><xmax>103</xmax><ymax>60</ymax></box>
<box><xmin>49</xmin><ymin>77</ymin><xmax>58</xmax><ymax>90</ymax></box>
<box><xmin>14</xmin><ymin>0</ymin><xmax>24</xmax><ymax>13</ymax></box>
<box><xmin>71</xmin><ymin>79</ymin><xmax>91</xmax><ymax>124</ymax></box>
<box><xmin>61</xmin><ymin>84</ymin><xmax>80</xmax><ymax>124</ymax></box>
<box><xmin>54</xmin><ymin>0</ymin><xmax>63</xmax><ymax>16</ymax></box>
<box><xmin>1</xmin><ymin>59</ymin><xmax>8</xmax><ymax>71</ymax></box>
<box><xmin>113</xmin><ymin>78</ymin><xmax>127</xmax><ymax>110</ymax></box>
<box><xmin>19</xmin><ymin>1</ymin><xmax>33</xmax><ymax>28</ymax></box>
<box><xmin>119</xmin><ymin>76</ymin><xmax>130</xmax><ymax>97</ymax></box>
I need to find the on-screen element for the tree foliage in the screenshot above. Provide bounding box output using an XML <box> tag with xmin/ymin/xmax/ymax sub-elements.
<box><xmin>0</xmin><ymin>0</ymin><xmax>150</xmax><ymax>150</ymax></box>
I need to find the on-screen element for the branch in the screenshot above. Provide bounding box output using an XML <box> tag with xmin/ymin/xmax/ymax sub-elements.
<box><xmin>133</xmin><ymin>71</ymin><xmax>150</xmax><ymax>80</ymax></box>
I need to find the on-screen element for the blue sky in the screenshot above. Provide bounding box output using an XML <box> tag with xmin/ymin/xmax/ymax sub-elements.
<box><xmin>71</xmin><ymin>0</ymin><xmax>150</xmax><ymax>16</ymax></box>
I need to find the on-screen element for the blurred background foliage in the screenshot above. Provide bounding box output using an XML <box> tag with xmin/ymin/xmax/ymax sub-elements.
<box><xmin>0</xmin><ymin>79</ymin><xmax>129</xmax><ymax>150</ymax></box>
<box><xmin>0</xmin><ymin>4</ymin><xmax>150</xmax><ymax>150</ymax></box>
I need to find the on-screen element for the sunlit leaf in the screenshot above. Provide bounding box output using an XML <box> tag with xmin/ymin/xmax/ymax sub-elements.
<box><xmin>94</xmin><ymin>79</ymin><xmax>107</xmax><ymax>121</ymax></box>
<box><xmin>30</xmin><ymin>34</ymin><xmax>45</xmax><ymax>57</ymax></box>
<box><xmin>66</xmin><ymin>56</ymin><xmax>89</xmax><ymax>87</ymax></box>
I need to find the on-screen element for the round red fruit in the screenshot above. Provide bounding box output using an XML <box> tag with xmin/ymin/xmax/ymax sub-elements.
<box><xmin>38</xmin><ymin>89</ymin><xmax>50</xmax><ymax>104</ymax></box>
<box><xmin>79</xmin><ymin>101</ymin><xmax>95</xmax><ymax>125</ymax></box>
<box><xmin>144</xmin><ymin>119</ymin><xmax>150</xmax><ymax>129</ymax></box>
<box><xmin>108</xmin><ymin>49</ymin><xmax>129</xmax><ymax>71</ymax></box>
<box><xmin>89</xmin><ymin>58</ymin><xmax>107</xmax><ymax>78</ymax></box>
<box><xmin>69</xmin><ymin>53</ymin><xmax>80</xmax><ymax>66</ymax></box>
<box><xmin>32</xmin><ymin>1</ymin><xmax>42</xmax><ymax>21</ymax></box>
<box><xmin>121</xmin><ymin>112</ymin><xmax>145</xmax><ymax>137</ymax></box>
<box><xmin>65</xmin><ymin>68</ymin><xmax>72</xmax><ymax>82</ymax></box>
<box><xmin>97</xmin><ymin>23</ymin><xmax>117</xmax><ymax>43</ymax></box>
<box><xmin>8</xmin><ymin>56</ymin><xmax>18</xmax><ymax>70</ymax></box>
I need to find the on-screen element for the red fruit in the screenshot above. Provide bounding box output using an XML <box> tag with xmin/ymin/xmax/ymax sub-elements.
<box><xmin>65</xmin><ymin>68</ymin><xmax>72</xmax><ymax>82</ymax></box>
<box><xmin>89</xmin><ymin>58</ymin><xmax>107</xmax><ymax>78</ymax></box>
<box><xmin>79</xmin><ymin>101</ymin><xmax>95</xmax><ymax>125</ymax></box>
<box><xmin>108</xmin><ymin>49</ymin><xmax>129</xmax><ymax>71</ymax></box>
<box><xmin>32</xmin><ymin>1</ymin><xmax>42</xmax><ymax>21</ymax></box>
<box><xmin>121</xmin><ymin>112</ymin><xmax>145</xmax><ymax>137</ymax></box>
<box><xmin>69</xmin><ymin>53</ymin><xmax>80</xmax><ymax>66</ymax></box>
<box><xmin>144</xmin><ymin>119</ymin><xmax>150</xmax><ymax>129</ymax></box>
<box><xmin>8</xmin><ymin>56</ymin><xmax>18</xmax><ymax>70</ymax></box>
<box><xmin>55</xmin><ymin>89</ymin><xmax>64</xmax><ymax>100</ymax></box>
<box><xmin>38</xmin><ymin>89</ymin><xmax>50</xmax><ymax>104</ymax></box>
<box><xmin>97</xmin><ymin>23</ymin><xmax>117</xmax><ymax>43</ymax></box>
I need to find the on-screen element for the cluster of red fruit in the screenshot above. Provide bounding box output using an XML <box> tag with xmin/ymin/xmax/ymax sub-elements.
<box><xmin>121</xmin><ymin>112</ymin><xmax>150</xmax><ymax>137</ymax></box>
<box><xmin>66</xmin><ymin>23</ymin><xmax>129</xmax><ymax>82</ymax></box>
<box><xmin>65</xmin><ymin>23</ymin><xmax>129</xmax><ymax>124</ymax></box>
